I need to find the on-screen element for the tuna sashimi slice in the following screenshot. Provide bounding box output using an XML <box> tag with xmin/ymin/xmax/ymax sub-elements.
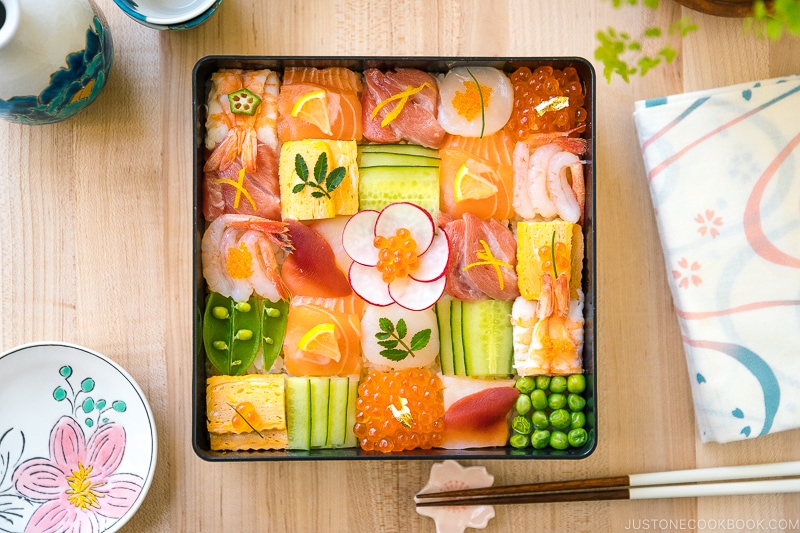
<box><xmin>282</xmin><ymin>220</ymin><xmax>352</xmax><ymax>298</ymax></box>
<box><xmin>439</xmin><ymin>387</ymin><xmax>519</xmax><ymax>449</ymax></box>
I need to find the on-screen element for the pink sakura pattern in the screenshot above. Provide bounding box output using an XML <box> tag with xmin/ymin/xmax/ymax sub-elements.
<box><xmin>673</xmin><ymin>257</ymin><xmax>702</xmax><ymax>289</ymax></box>
<box><xmin>12</xmin><ymin>416</ymin><xmax>143</xmax><ymax>533</ymax></box>
<box><xmin>695</xmin><ymin>209</ymin><xmax>723</xmax><ymax>238</ymax></box>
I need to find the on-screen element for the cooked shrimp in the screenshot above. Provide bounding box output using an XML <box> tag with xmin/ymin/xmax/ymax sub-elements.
<box><xmin>547</xmin><ymin>151</ymin><xmax>583</xmax><ymax>223</ymax></box>
<box><xmin>204</xmin><ymin>69</ymin><xmax>279</xmax><ymax>173</ymax></box>
<box><xmin>523</xmin><ymin>125</ymin><xmax>588</xmax><ymax>152</ymax></box>
<box><xmin>201</xmin><ymin>214</ymin><xmax>292</xmax><ymax>302</ymax></box>
<box><xmin>511</xmin><ymin>273</ymin><xmax>583</xmax><ymax>376</ymax></box>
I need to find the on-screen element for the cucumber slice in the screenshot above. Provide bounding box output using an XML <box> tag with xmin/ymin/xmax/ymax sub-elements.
<box><xmin>450</xmin><ymin>300</ymin><xmax>467</xmax><ymax>376</ymax></box>
<box><xmin>462</xmin><ymin>300</ymin><xmax>514</xmax><ymax>377</ymax></box>
<box><xmin>309</xmin><ymin>377</ymin><xmax>330</xmax><ymax>448</ymax></box>
<box><xmin>343</xmin><ymin>377</ymin><xmax>359</xmax><ymax>448</ymax></box>
<box><xmin>358</xmin><ymin>152</ymin><xmax>439</xmax><ymax>168</ymax></box>
<box><xmin>359</xmin><ymin>144</ymin><xmax>439</xmax><ymax>158</ymax></box>
<box><xmin>358</xmin><ymin>166</ymin><xmax>439</xmax><ymax>219</ymax></box>
<box><xmin>326</xmin><ymin>377</ymin><xmax>349</xmax><ymax>448</ymax></box>
<box><xmin>286</xmin><ymin>377</ymin><xmax>311</xmax><ymax>450</ymax></box>
<box><xmin>436</xmin><ymin>299</ymin><xmax>455</xmax><ymax>375</ymax></box>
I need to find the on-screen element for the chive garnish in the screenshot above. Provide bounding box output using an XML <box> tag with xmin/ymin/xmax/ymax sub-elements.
<box><xmin>228</xmin><ymin>403</ymin><xmax>264</xmax><ymax>439</ymax></box>
<box><xmin>465</xmin><ymin>68</ymin><xmax>486</xmax><ymax>138</ymax></box>
<box><xmin>551</xmin><ymin>230</ymin><xmax>558</xmax><ymax>279</ymax></box>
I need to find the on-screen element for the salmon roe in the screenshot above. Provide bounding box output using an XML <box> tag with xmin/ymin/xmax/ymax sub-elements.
<box><xmin>538</xmin><ymin>242</ymin><xmax>571</xmax><ymax>277</ymax></box>
<box><xmin>506</xmin><ymin>66</ymin><xmax>587</xmax><ymax>142</ymax></box>
<box><xmin>374</xmin><ymin>228</ymin><xmax>420</xmax><ymax>283</ymax></box>
<box><xmin>353</xmin><ymin>368</ymin><xmax>445</xmax><ymax>452</ymax></box>
<box><xmin>230</xmin><ymin>402</ymin><xmax>261</xmax><ymax>432</ymax></box>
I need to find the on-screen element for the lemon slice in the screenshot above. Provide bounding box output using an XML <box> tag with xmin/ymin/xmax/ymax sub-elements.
<box><xmin>291</xmin><ymin>89</ymin><xmax>332</xmax><ymax>135</ymax></box>
<box><xmin>298</xmin><ymin>323</ymin><xmax>341</xmax><ymax>361</ymax></box>
<box><xmin>454</xmin><ymin>163</ymin><xmax>498</xmax><ymax>202</ymax></box>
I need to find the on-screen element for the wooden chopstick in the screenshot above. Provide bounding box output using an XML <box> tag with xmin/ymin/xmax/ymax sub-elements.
<box><xmin>415</xmin><ymin>461</ymin><xmax>800</xmax><ymax>507</ymax></box>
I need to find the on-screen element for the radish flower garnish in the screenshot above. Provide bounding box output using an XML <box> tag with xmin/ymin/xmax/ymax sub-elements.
<box><xmin>343</xmin><ymin>202</ymin><xmax>449</xmax><ymax>311</ymax></box>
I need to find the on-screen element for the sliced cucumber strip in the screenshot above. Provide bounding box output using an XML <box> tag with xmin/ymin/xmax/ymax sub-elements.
<box><xmin>326</xmin><ymin>377</ymin><xmax>349</xmax><ymax>448</ymax></box>
<box><xmin>450</xmin><ymin>300</ymin><xmax>467</xmax><ymax>376</ymax></box>
<box><xmin>462</xmin><ymin>300</ymin><xmax>514</xmax><ymax>377</ymax></box>
<box><xmin>436</xmin><ymin>299</ymin><xmax>455</xmax><ymax>375</ymax></box>
<box><xmin>358</xmin><ymin>143</ymin><xmax>439</xmax><ymax>158</ymax></box>
<box><xmin>309</xmin><ymin>377</ymin><xmax>330</xmax><ymax>448</ymax></box>
<box><xmin>286</xmin><ymin>377</ymin><xmax>311</xmax><ymax>450</ymax></box>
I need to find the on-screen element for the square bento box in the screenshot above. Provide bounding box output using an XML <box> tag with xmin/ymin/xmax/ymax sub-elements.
<box><xmin>192</xmin><ymin>56</ymin><xmax>596</xmax><ymax>461</ymax></box>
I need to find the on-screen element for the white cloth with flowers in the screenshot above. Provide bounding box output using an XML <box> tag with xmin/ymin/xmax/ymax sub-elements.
<box><xmin>633</xmin><ymin>74</ymin><xmax>800</xmax><ymax>443</ymax></box>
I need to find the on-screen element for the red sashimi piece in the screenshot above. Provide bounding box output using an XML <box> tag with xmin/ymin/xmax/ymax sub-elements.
<box><xmin>361</xmin><ymin>68</ymin><xmax>446</xmax><ymax>149</ymax></box>
<box><xmin>461</xmin><ymin>213</ymin><xmax>520</xmax><ymax>301</ymax></box>
<box><xmin>441</xmin><ymin>217</ymin><xmax>484</xmax><ymax>301</ymax></box>
<box><xmin>440</xmin><ymin>387</ymin><xmax>520</xmax><ymax>449</ymax></box>
<box><xmin>203</xmin><ymin>144</ymin><xmax>281</xmax><ymax>221</ymax></box>
<box><xmin>283</xmin><ymin>300</ymin><xmax>362</xmax><ymax>377</ymax></box>
<box><xmin>282</xmin><ymin>220</ymin><xmax>352</xmax><ymax>298</ymax></box>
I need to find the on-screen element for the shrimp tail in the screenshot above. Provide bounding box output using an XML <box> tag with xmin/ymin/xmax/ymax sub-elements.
<box><xmin>536</xmin><ymin>273</ymin><xmax>554</xmax><ymax>319</ymax></box>
<box><xmin>570</xmin><ymin>161</ymin><xmax>585</xmax><ymax>224</ymax></box>
<box><xmin>554</xmin><ymin>273</ymin><xmax>570</xmax><ymax>317</ymax></box>
<box><xmin>524</xmin><ymin>124</ymin><xmax>587</xmax><ymax>153</ymax></box>
<box><xmin>204</xmin><ymin>129</ymin><xmax>240</xmax><ymax>172</ymax></box>
<box><xmin>241</xmin><ymin>128</ymin><xmax>259</xmax><ymax>172</ymax></box>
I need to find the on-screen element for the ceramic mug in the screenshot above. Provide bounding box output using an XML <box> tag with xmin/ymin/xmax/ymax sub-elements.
<box><xmin>0</xmin><ymin>0</ymin><xmax>113</xmax><ymax>125</ymax></box>
<box><xmin>113</xmin><ymin>0</ymin><xmax>223</xmax><ymax>30</ymax></box>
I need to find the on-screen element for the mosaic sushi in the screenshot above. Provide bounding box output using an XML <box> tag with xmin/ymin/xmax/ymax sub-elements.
<box><xmin>200</xmin><ymin>63</ymin><xmax>592</xmax><ymax>454</ymax></box>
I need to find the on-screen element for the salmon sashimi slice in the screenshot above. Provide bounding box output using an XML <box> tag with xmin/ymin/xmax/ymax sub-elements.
<box><xmin>290</xmin><ymin>293</ymin><xmax>366</xmax><ymax>317</ymax></box>
<box><xmin>203</xmin><ymin>143</ymin><xmax>281</xmax><ymax>221</ymax></box>
<box><xmin>442</xmin><ymin>129</ymin><xmax>515</xmax><ymax>167</ymax></box>
<box><xmin>439</xmin><ymin>145</ymin><xmax>515</xmax><ymax>221</ymax></box>
<box><xmin>361</xmin><ymin>68</ymin><xmax>446</xmax><ymax>148</ymax></box>
<box><xmin>281</xmin><ymin>220</ymin><xmax>352</xmax><ymax>298</ymax></box>
<box><xmin>283</xmin><ymin>297</ymin><xmax>362</xmax><ymax>377</ymax></box>
<box><xmin>278</xmin><ymin>67</ymin><xmax>363</xmax><ymax>143</ymax></box>
<box><xmin>441</xmin><ymin>212</ymin><xmax>520</xmax><ymax>301</ymax></box>
<box><xmin>205</xmin><ymin>69</ymin><xmax>280</xmax><ymax>173</ymax></box>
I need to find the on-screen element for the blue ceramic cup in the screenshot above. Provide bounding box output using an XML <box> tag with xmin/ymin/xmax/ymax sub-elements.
<box><xmin>113</xmin><ymin>0</ymin><xmax>222</xmax><ymax>30</ymax></box>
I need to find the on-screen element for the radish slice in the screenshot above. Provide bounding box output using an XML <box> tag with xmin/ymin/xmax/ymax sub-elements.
<box><xmin>389</xmin><ymin>275</ymin><xmax>446</xmax><ymax>311</ymax></box>
<box><xmin>342</xmin><ymin>210</ymin><xmax>380</xmax><ymax>266</ymax></box>
<box><xmin>349</xmin><ymin>262</ymin><xmax>393</xmax><ymax>306</ymax></box>
<box><xmin>374</xmin><ymin>202</ymin><xmax>434</xmax><ymax>255</ymax></box>
<box><xmin>410</xmin><ymin>231</ymin><xmax>449</xmax><ymax>282</ymax></box>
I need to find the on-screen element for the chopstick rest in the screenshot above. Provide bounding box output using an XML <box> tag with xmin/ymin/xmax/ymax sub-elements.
<box><xmin>415</xmin><ymin>461</ymin><xmax>800</xmax><ymax>507</ymax></box>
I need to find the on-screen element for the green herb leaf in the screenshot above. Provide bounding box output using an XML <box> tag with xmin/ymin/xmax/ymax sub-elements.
<box><xmin>380</xmin><ymin>349</ymin><xmax>410</xmax><ymax>361</ymax></box>
<box><xmin>378</xmin><ymin>339</ymin><xmax>399</xmax><ymax>350</ymax></box>
<box><xmin>638</xmin><ymin>56</ymin><xmax>662</xmax><ymax>76</ymax></box>
<box><xmin>375</xmin><ymin>331</ymin><xmax>392</xmax><ymax>341</ymax></box>
<box><xmin>310</xmin><ymin>191</ymin><xmax>326</xmax><ymax>199</ymax></box>
<box><xmin>325</xmin><ymin>167</ymin><xmax>347</xmax><ymax>193</ymax></box>
<box><xmin>396</xmin><ymin>318</ymin><xmax>408</xmax><ymax>340</ymax></box>
<box><xmin>313</xmin><ymin>152</ymin><xmax>328</xmax><ymax>185</ymax></box>
<box><xmin>292</xmin><ymin>183</ymin><xmax>306</xmax><ymax>194</ymax></box>
<box><xmin>295</xmin><ymin>154</ymin><xmax>309</xmax><ymax>183</ymax></box>
<box><xmin>379</xmin><ymin>317</ymin><xmax>394</xmax><ymax>334</ymax></box>
<box><xmin>658</xmin><ymin>46</ymin><xmax>678</xmax><ymax>63</ymax></box>
<box><xmin>643</xmin><ymin>27</ymin><xmax>662</xmax><ymax>38</ymax></box>
<box><xmin>409</xmin><ymin>329</ymin><xmax>431</xmax><ymax>352</ymax></box>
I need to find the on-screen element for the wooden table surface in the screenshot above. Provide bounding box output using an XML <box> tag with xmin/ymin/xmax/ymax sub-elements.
<box><xmin>1</xmin><ymin>1</ymin><xmax>799</xmax><ymax>531</ymax></box>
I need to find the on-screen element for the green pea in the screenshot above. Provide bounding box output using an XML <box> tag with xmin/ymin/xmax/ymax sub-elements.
<box><xmin>511</xmin><ymin>415</ymin><xmax>533</xmax><ymax>435</ymax></box>
<box><xmin>515</xmin><ymin>376</ymin><xmax>535</xmax><ymax>395</ymax></box>
<box><xmin>515</xmin><ymin>394</ymin><xmax>532</xmax><ymax>416</ymax></box>
<box><xmin>549</xmin><ymin>430</ymin><xmax>569</xmax><ymax>450</ymax></box>
<box><xmin>570</xmin><ymin>411</ymin><xmax>586</xmax><ymax>429</ymax></box>
<box><xmin>211</xmin><ymin>306</ymin><xmax>230</xmax><ymax>319</ymax></box>
<box><xmin>549</xmin><ymin>376</ymin><xmax>567</xmax><ymax>393</ymax></box>
<box><xmin>531</xmin><ymin>410</ymin><xmax>549</xmax><ymax>430</ymax></box>
<box><xmin>548</xmin><ymin>392</ymin><xmax>567</xmax><ymax>410</ymax></box>
<box><xmin>261</xmin><ymin>299</ymin><xmax>289</xmax><ymax>371</ymax></box>
<box><xmin>235</xmin><ymin>329</ymin><xmax>253</xmax><ymax>341</ymax></box>
<box><xmin>567</xmin><ymin>374</ymin><xmax>586</xmax><ymax>393</ymax></box>
<box><xmin>568</xmin><ymin>428</ymin><xmax>589</xmax><ymax>447</ymax></box>
<box><xmin>235</xmin><ymin>301</ymin><xmax>252</xmax><ymax>313</ymax></box>
<box><xmin>509</xmin><ymin>433</ymin><xmax>530</xmax><ymax>449</ymax></box>
<box><xmin>530</xmin><ymin>389</ymin><xmax>548</xmax><ymax>411</ymax></box>
<box><xmin>567</xmin><ymin>393</ymin><xmax>586</xmax><ymax>412</ymax></box>
<box><xmin>212</xmin><ymin>340</ymin><xmax>229</xmax><ymax>351</ymax></box>
<box><xmin>534</xmin><ymin>375</ymin><xmax>551</xmax><ymax>390</ymax></box>
<box><xmin>549</xmin><ymin>408</ymin><xmax>571</xmax><ymax>429</ymax></box>
<box><xmin>531</xmin><ymin>430</ymin><xmax>551</xmax><ymax>449</ymax></box>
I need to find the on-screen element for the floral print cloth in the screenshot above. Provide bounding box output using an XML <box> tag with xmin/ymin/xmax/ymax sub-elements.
<box><xmin>633</xmin><ymin>75</ymin><xmax>800</xmax><ymax>443</ymax></box>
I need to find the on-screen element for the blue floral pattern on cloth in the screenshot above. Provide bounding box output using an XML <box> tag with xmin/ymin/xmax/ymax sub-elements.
<box><xmin>0</xmin><ymin>15</ymin><xmax>113</xmax><ymax>124</ymax></box>
<box><xmin>633</xmin><ymin>75</ymin><xmax>800</xmax><ymax>444</ymax></box>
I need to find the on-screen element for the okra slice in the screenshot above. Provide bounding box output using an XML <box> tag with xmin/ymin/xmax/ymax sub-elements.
<box><xmin>261</xmin><ymin>298</ymin><xmax>289</xmax><ymax>372</ymax></box>
<box><xmin>228</xmin><ymin>88</ymin><xmax>262</xmax><ymax>116</ymax></box>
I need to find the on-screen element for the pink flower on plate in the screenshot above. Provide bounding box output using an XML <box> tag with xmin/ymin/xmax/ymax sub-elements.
<box><xmin>12</xmin><ymin>416</ymin><xmax>143</xmax><ymax>533</ymax></box>
<box><xmin>695</xmin><ymin>209</ymin><xmax>723</xmax><ymax>238</ymax></box>
<box><xmin>672</xmin><ymin>257</ymin><xmax>702</xmax><ymax>289</ymax></box>
<box><xmin>342</xmin><ymin>202</ymin><xmax>449</xmax><ymax>311</ymax></box>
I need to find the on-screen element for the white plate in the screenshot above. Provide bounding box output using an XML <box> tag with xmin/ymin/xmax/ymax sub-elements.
<box><xmin>0</xmin><ymin>342</ymin><xmax>156</xmax><ymax>533</ymax></box>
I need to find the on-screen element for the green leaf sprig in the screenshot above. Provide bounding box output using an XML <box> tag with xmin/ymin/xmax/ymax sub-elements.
<box><xmin>292</xmin><ymin>152</ymin><xmax>347</xmax><ymax>200</ymax></box>
<box><xmin>375</xmin><ymin>317</ymin><xmax>431</xmax><ymax>362</ymax></box>
<box><xmin>746</xmin><ymin>0</ymin><xmax>800</xmax><ymax>40</ymax></box>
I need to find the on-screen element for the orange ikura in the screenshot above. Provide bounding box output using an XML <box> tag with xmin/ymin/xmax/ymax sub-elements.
<box><xmin>353</xmin><ymin>368</ymin><xmax>444</xmax><ymax>452</ymax></box>
<box><xmin>506</xmin><ymin>66</ymin><xmax>587</xmax><ymax>142</ymax></box>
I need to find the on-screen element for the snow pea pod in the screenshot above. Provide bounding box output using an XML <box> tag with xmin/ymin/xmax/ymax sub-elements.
<box><xmin>261</xmin><ymin>298</ymin><xmax>289</xmax><ymax>371</ymax></box>
<box><xmin>203</xmin><ymin>292</ymin><xmax>261</xmax><ymax>375</ymax></box>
